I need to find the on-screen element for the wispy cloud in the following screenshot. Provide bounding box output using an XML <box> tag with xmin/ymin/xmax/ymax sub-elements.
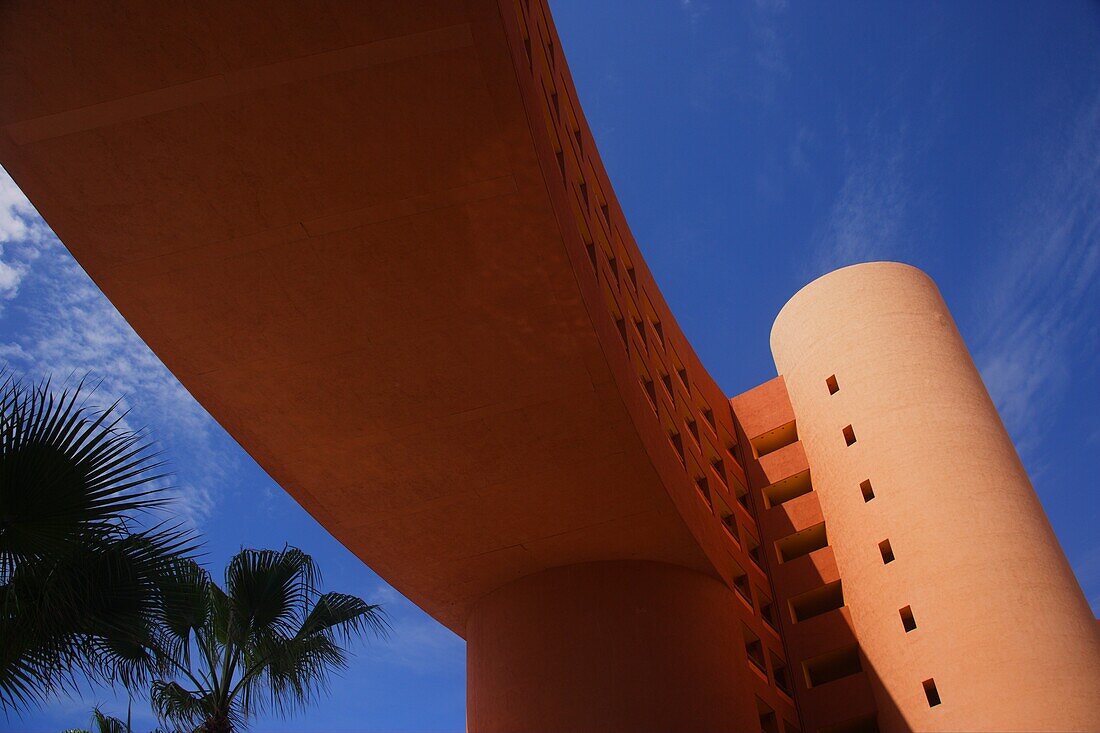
<box><xmin>367</xmin><ymin>583</ymin><xmax>465</xmax><ymax>672</ymax></box>
<box><xmin>685</xmin><ymin>0</ymin><xmax>788</xmax><ymax>112</ymax></box>
<box><xmin>972</xmin><ymin>93</ymin><xmax>1100</xmax><ymax>462</ymax></box>
<box><xmin>751</xmin><ymin>0</ymin><xmax>788</xmax><ymax>78</ymax></box>
<box><xmin>0</xmin><ymin>167</ymin><xmax>229</xmax><ymax>525</ymax></box>
<box><xmin>0</xmin><ymin>171</ymin><xmax>48</xmax><ymax>308</ymax></box>
<box><xmin>678</xmin><ymin>0</ymin><xmax>710</xmax><ymax>28</ymax></box>
<box><xmin>809</xmin><ymin>121</ymin><xmax>913</xmax><ymax>276</ymax></box>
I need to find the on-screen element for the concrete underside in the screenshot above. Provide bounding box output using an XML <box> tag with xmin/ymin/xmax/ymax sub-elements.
<box><xmin>0</xmin><ymin>0</ymin><xmax>729</xmax><ymax>633</ymax></box>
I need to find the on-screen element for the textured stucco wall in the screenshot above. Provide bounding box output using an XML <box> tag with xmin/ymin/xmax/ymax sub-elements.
<box><xmin>771</xmin><ymin>262</ymin><xmax>1100</xmax><ymax>732</ymax></box>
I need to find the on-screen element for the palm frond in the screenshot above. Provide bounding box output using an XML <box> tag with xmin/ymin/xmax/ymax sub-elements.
<box><xmin>0</xmin><ymin>374</ymin><xmax>197</xmax><ymax>710</ymax></box>
<box><xmin>297</xmin><ymin>592</ymin><xmax>388</xmax><ymax>641</ymax></box>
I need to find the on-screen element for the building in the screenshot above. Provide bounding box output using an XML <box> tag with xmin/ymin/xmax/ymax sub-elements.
<box><xmin>1</xmin><ymin>1</ymin><xmax>1097</xmax><ymax>730</ymax></box>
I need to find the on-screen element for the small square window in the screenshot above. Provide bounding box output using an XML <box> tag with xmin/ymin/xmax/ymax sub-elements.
<box><xmin>860</xmin><ymin>479</ymin><xmax>875</xmax><ymax>502</ymax></box>
<box><xmin>923</xmin><ymin>678</ymin><xmax>941</xmax><ymax>707</ymax></box>
<box><xmin>900</xmin><ymin>605</ymin><xmax>916</xmax><ymax>632</ymax></box>
<box><xmin>843</xmin><ymin>425</ymin><xmax>857</xmax><ymax>446</ymax></box>
<box><xmin>879</xmin><ymin>539</ymin><xmax>895</xmax><ymax>564</ymax></box>
<box><xmin>826</xmin><ymin>374</ymin><xmax>839</xmax><ymax>394</ymax></box>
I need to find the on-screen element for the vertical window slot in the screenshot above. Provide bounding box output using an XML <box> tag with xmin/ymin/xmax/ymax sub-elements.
<box><xmin>923</xmin><ymin>678</ymin><xmax>941</xmax><ymax>707</ymax></box>
<box><xmin>900</xmin><ymin>605</ymin><xmax>916</xmax><ymax>632</ymax></box>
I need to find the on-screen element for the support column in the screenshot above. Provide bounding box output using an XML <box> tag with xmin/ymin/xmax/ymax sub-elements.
<box><xmin>466</xmin><ymin>560</ymin><xmax>753</xmax><ymax>732</ymax></box>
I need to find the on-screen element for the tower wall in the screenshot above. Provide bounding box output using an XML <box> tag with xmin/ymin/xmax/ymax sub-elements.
<box><xmin>770</xmin><ymin>262</ymin><xmax>1100</xmax><ymax>731</ymax></box>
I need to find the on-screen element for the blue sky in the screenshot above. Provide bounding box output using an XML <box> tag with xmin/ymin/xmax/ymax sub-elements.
<box><xmin>2</xmin><ymin>1</ymin><xmax>1098</xmax><ymax>730</ymax></box>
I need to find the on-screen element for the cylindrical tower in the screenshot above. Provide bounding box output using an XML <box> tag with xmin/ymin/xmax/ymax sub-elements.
<box><xmin>770</xmin><ymin>262</ymin><xmax>1100</xmax><ymax>732</ymax></box>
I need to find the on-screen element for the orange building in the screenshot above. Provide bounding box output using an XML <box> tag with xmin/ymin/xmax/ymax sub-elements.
<box><xmin>1</xmin><ymin>1</ymin><xmax>1097</xmax><ymax>731</ymax></box>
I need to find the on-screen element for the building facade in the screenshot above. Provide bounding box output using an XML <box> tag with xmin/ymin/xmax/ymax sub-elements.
<box><xmin>1</xmin><ymin>0</ymin><xmax>1097</xmax><ymax>730</ymax></box>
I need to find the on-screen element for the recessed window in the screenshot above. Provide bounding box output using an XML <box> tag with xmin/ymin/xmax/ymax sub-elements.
<box><xmin>752</xmin><ymin>420</ymin><xmax>798</xmax><ymax>458</ymax></box>
<box><xmin>614</xmin><ymin>317</ymin><xmax>627</xmax><ymax>348</ymax></box>
<box><xmin>626</xmin><ymin>265</ymin><xmax>637</xmax><ymax>288</ymax></box>
<box><xmin>860</xmin><ymin>479</ymin><xmax>875</xmax><ymax>502</ymax></box>
<box><xmin>775</xmin><ymin>522</ymin><xmax>829</xmax><ymax>564</ymax></box>
<box><xmin>641</xmin><ymin>376</ymin><xmax>657</xmax><ymax>411</ymax></box>
<box><xmin>669</xmin><ymin>431</ymin><xmax>684</xmax><ymax>465</ymax></box>
<box><xmin>586</xmin><ymin>242</ymin><xmax>598</xmax><ymax>271</ymax></box>
<box><xmin>761</xmin><ymin>695</ymin><xmax>778</xmax><ymax>730</ymax></box>
<box><xmin>789</xmin><ymin>581</ymin><xmax>845</xmax><ymax>623</ymax></box>
<box><xmin>556</xmin><ymin>151</ymin><xmax>565</xmax><ymax>181</ymax></box>
<box><xmin>634</xmin><ymin>319</ymin><xmax>646</xmax><ymax>347</ymax></box>
<box><xmin>900</xmin><ymin>605</ymin><xmax>917</xmax><ymax>632</ymax></box>
<box><xmin>923</xmin><ymin>678</ymin><xmax>941</xmax><ymax>707</ymax></box>
<box><xmin>702</xmin><ymin>407</ymin><xmax>716</xmax><ymax>431</ymax></box>
<box><xmin>677</xmin><ymin>367</ymin><xmax>689</xmax><ymax>390</ymax></box>
<box><xmin>735</xmin><ymin>485</ymin><xmax>750</xmax><ymax>510</ymax></box>
<box><xmin>771</xmin><ymin>652</ymin><xmax>792</xmax><ymax>696</ymax></box>
<box><xmin>762</xmin><ymin>469</ymin><xmax>813</xmax><ymax>508</ymax></box>
<box><xmin>653</xmin><ymin>319</ymin><xmax>665</xmax><ymax>346</ymax></box>
<box><xmin>761</xmin><ymin>600</ymin><xmax>777</xmax><ymax>630</ymax></box>
<box><xmin>711</xmin><ymin>458</ymin><xmax>727</xmax><ymax>486</ymax></box>
<box><xmin>803</xmin><ymin>645</ymin><xmax>862</xmax><ymax>688</ymax></box>
<box><xmin>758</xmin><ymin>699</ymin><xmax>779</xmax><ymax>733</ymax></box>
<box><xmin>732</xmin><ymin>562</ymin><xmax>752</xmax><ymax>606</ymax></box>
<box><xmin>879</xmin><ymin>539</ymin><xmax>895</xmax><ymax>564</ymax></box>
<box><xmin>686</xmin><ymin>417</ymin><xmax>699</xmax><ymax>445</ymax></box>
<box><xmin>715</xmin><ymin>495</ymin><xmax>738</xmax><ymax>542</ymax></box>
<box><xmin>695</xmin><ymin>476</ymin><xmax>711</xmax><ymax>506</ymax></box>
<box><xmin>745</xmin><ymin>532</ymin><xmax>763</xmax><ymax>568</ymax></box>
<box><xmin>743</xmin><ymin>626</ymin><xmax>766</xmax><ymax>674</ymax></box>
<box><xmin>843</xmin><ymin>425</ymin><xmax>857</xmax><ymax>446</ymax></box>
<box><xmin>660</xmin><ymin>372</ymin><xmax>673</xmax><ymax>400</ymax></box>
<box><xmin>826</xmin><ymin>374</ymin><xmax>839</xmax><ymax>394</ymax></box>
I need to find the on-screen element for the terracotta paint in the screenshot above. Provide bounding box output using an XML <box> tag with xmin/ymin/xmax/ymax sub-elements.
<box><xmin>771</xmin><ymin>263</ymin><xmax>1100</xmax><ymax>731</ymax></box>
<box><xmin>1</xmin><ymin>1</ymin><xmax>1095</xmax><ymax>730</ymax></box>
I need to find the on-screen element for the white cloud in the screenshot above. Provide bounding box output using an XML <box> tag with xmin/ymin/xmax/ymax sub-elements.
<box><xmin>973</xmin><ymin>93</ymin><xmax>1100</xmax><ymax>460</ymax></box>
<box><xmin>810</xmin><ymin>122</ymin><xmax>911</xmax><ymax>275</ymax></box>
<box><xmin>0</xmin><ymin>167</ymin><xmax>49</xmax><ymax>308</ymax></box>
<box><xmin>0</xmin><ymin>168</ymin><xmax>231</xmax><ymax>526</ymax></box>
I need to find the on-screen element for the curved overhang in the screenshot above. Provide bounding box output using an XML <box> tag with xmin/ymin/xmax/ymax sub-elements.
<box><xmin>0</xmin><ymin>0</ymin><xmax>758</xmax><ymax>634</ymax></box>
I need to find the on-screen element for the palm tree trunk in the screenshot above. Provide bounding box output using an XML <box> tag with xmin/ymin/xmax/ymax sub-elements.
<box><xmin>199</xmin><ymin>713</ymin><xmax>232</xmax><ymax>733</ymax></box>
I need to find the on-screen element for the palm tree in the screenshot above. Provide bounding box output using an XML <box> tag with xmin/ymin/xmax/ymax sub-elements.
<box><xmin>64</xmin><ymin>705</ymin><xmax>132</xmax><ymax>733</ymax></box>
<box><xmin>150</xmin><ymin>546</ymin><xmax>386</xmax><ymax>733</ymax></box>
<box><xmin>0</xmin><ymin>375</ymin><xmax>194</xmax><ymax>710</ymax></box>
